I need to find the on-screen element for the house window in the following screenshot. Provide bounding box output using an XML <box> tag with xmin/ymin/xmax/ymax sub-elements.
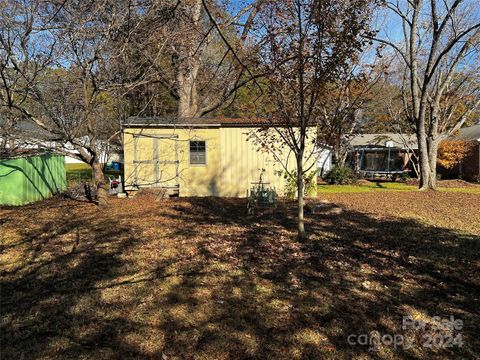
<box><xmin>190</xmin><ymin>140</ymin><xmax>206</xmax><ymax>165</ymax></box>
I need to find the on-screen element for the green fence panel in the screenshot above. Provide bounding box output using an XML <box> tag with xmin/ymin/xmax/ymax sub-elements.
<box><xmin>0</xmin><ymin>153</ymin><xmax>66</xmax><ymax>206</ymax></box>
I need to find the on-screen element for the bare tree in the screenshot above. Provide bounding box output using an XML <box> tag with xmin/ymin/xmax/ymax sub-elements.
<box><xmin>373</xmin><ymin>0</ymin><xmax>480</xmax><ymax>189</ymax></box>
<box><xmin>0</xmin><ymin>0</ymin><xmax>137</xmax><ymax>206</ymax></box>
<box><xmin>0</xmin><ymin>1</ymin><xmax>57</xmax><ymax>149</ymax></box>
<box><xmin>122</xmin><ymin>0</ymin><xmax>267</xmax><ymax>118</ymax></box>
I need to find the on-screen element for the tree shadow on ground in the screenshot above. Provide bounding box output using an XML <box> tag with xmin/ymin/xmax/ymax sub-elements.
<box><xmin>0</xmin><ymin>196</ymin><xmax>478</xmax><ymax>359</ymax></box>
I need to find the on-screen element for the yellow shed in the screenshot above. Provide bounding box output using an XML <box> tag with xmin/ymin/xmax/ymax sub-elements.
<box><xmin>122</xmin><ymin>117</ymin><xmax>317</xmax><ymax>197</ymax></box>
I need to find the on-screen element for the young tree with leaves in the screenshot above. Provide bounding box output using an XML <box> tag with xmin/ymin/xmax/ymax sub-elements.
<box><xmin>249</xmin><ymin>0</ymin><xmax>375</xmax><ymax>240</ymax></box>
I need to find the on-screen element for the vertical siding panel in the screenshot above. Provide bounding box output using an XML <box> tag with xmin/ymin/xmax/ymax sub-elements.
<box><xmin>233</xmin><ymin>128</ymin><xmax>238</xmax><ymax>195</ymax></box>
<box><xmin>239</xmin><ymin>129</ymin><xmax>242</xmax><ymax>189</ymax></box>
<box><xmin>25</xmin><ymin>157</ymin><xmax>31</xmax><ymax>203</ymax></box>
<box><xmin>219</xmin><ymin>128</ymin><xmax>223</xmax><ymax>193</ymax></box>
<box><xmin>220</xmin><ymin>129</ymin><xmax>223</xmax><ymax>192</ymax></box>
<box><xmin>248</xmin><ymin>129</ymin><xmax>252</xmax><ymax>186</ymax></box>
<box><xmin>251</xmin><ymin>130</ymin><xmax>255</xmax><ymax>185</ymax></box>
<box><xmin>228</xmin><ymin>128</ymin><xmax>234</xmax><ymax>195</ymax></box>
<box><xmin>0</xmin><ymin>154</ymin><xmax>66</xmax><ymax>205</ymax></box>
<box><xmin>244</xmin><ymin>129</ymin><xmax>249</xmax><ymax>193</ymax></box>
<box><xmin>232</xmin><ymin>128</ymin><xmax>235</xmax><ymax>194</ymax></box>
<box><xmin>241</xmin><ymin>129</ymin><xmax>244</xmax><ymax>194</ymax></box>
<box><xmin>229</xmin><ymin>128</ymin><xmax>233</xmax><ymax>194</ymax></box>
<box><xmin>236</xmin><ymin>128</ymin><xmax>241</xmax><ymax>195</ymax></box>
<box><xmin>221</xmin><ymin>128</ymin><xmax>230</xmax><ymax>195</ymax></box>
<box><xmin>230</xmin><ymin>128</ymin><xmax>234</xmax><ymax>195</ymax></box>
<box><xmin>253</xmin><ymin>129</ymin><xmax>259</xmax><ymax>184</ymax></box>
<box><xmin>240</xmin><ymin>129</ymin><xmax>245</xmax><ymax>194</ymax></box>
<box><xmin>22</xmin><ymin>158</ymin><xmax>28</xmax><ymax>205</ymax></box>
<box><xmin>229</xmin><ymin>128</ymin><xmax>234</xmax><ymax>194</ymax></box>
<box><xmin>219</xmin><ymin>128</ymin><xmax>222</xmax><ymax>190</ymax></box>
<box><xmin>228</xmin><ymin>128</ymin><xmax>231</xmax><ymax>193</ymax></box>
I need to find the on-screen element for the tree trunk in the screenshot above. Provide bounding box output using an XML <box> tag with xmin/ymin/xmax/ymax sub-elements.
<box><xmin>176</xmin><ymin>0</ymin><xmax>202</xmax><ymax>118</ymax></box>
<box><xmin>297</xmin><ymin>152</ymin><xmax>306</xmax><ymax>241</ymax></box>
<box><xmin>425</xmin><ymin>104</ymin><xmax>441</xmax><ymax>190</ymax></box>
<box><xmin>426</xmin><ymin>136</ymin><xmax>439</xmax><ymax>189</ymax></box>
<box><xmin>417</xmin><ymin>122</ymin><xmax>439</xmax><ymax>190</ymax></box>
<box><xmin>416</xmin><ymin>123</ymin><xmax>431</xmax><ymax>190</ymax></box>
<box><xmin>177</xmin><ymin>58</ymin><xmax>200</xmax><ymax>117</ymax></box>
<box><xmin>92</xmin><ymin>161</ymin><xmax>108</xmax><ymax>207</ymax></box>
<box><xmin>337</xmin><ymin>149</ymin><xmax>348</xmax><ymax>168</ymax></box>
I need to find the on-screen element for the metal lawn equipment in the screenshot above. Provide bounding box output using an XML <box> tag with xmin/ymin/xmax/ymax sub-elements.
<box><xmin>247</xmin><ymin>169</ymin><xmax>277</xmax><ymax>215</ymax></box>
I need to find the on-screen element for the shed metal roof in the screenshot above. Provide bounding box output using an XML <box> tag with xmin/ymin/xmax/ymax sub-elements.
<box><xmin>122</xmin><ymin>116</ymin><xmax>304</xmax><ymax>128</ymax></box>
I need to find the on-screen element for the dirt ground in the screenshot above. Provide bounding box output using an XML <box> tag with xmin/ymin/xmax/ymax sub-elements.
<box><xmin>1</xmin><ymin>191</ymin><xmax>479</xmax><ymax>359</ymax></box>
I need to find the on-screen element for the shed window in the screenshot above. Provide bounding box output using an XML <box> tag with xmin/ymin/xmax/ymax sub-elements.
<box><xmin>190</xmin><ymin>141</ymin><xmax>206</xmax><ymax>165</ymax></box>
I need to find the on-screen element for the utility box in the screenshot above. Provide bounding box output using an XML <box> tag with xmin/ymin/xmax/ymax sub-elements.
<box><xmin>0</xmin><ymin>151</ymin><xmax>67</xmax><ymax>206</ymax></box>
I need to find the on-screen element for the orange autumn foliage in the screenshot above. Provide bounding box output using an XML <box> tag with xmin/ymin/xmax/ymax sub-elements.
<box><xmin>437</xmin><ymin>140</ymin><xmax>473</xmax><ymax>169</ymax></box>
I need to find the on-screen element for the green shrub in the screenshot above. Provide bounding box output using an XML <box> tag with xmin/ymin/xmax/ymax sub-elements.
<box><xmin>277</xmin><ymin>170</ymin><xmax>317</xmax><ymax>199</ymax></box>
<box><xmin>400</xmin><ymin>172</ymin><xmax>411</xmax><ymax>181</ymax></box>
<box><xmin>324</xmin><ymin>166</ymin><xmax>355</xmax><ymax>185</ymax></box>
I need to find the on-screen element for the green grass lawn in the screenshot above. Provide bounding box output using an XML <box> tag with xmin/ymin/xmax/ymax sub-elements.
<box><xmin>317</xmin><ymin>181</ymin><xmax>416</xmax><ymax>193</ymax></box>
<box><xmin>317</xmin><ymin>180</ymin><xmax>480</xmax><ymax>194</ymax></box>
<box><xmin>66</xmin><ymin>163</ymin><xmax>122</xmax><ymax>185</ymax></box>
<box><xmin>66</xmin><ymin>163</ymin><xmax>93</xmax><ymax>184</ymax></box>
